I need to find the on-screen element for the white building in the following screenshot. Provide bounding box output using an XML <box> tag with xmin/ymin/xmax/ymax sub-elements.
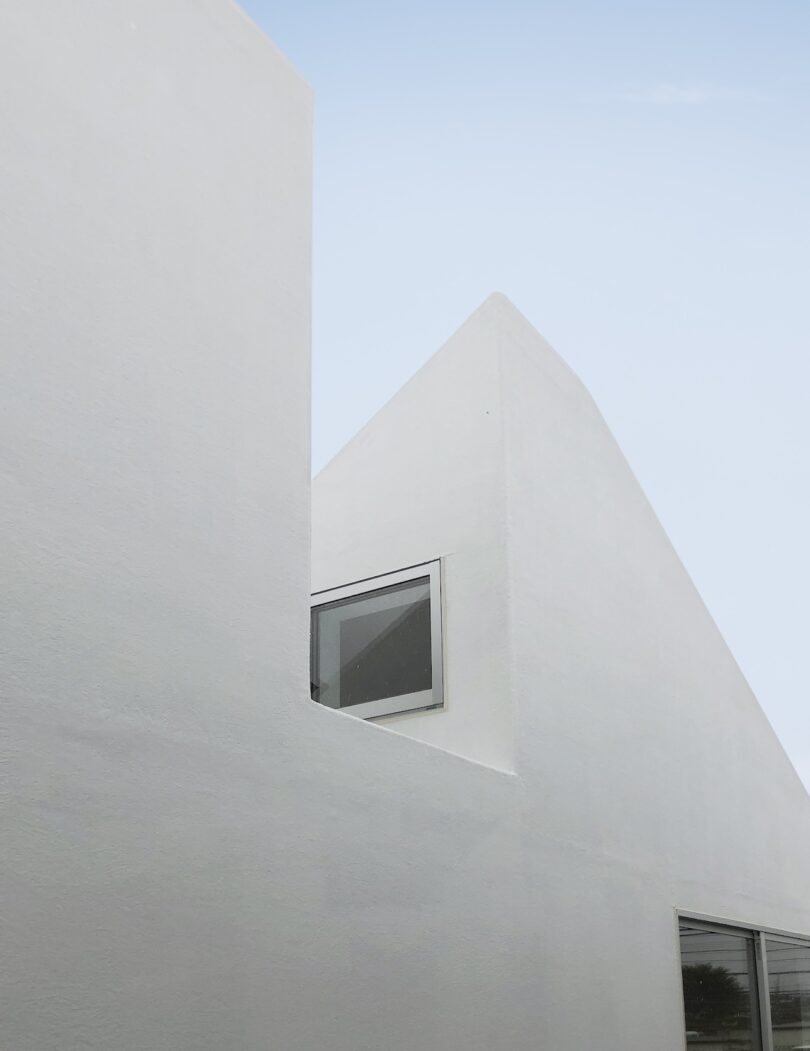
<box><xmin>3</xmin><ymin>4</ymin><xmax>810</xmax><ymax>1050</ymax></box>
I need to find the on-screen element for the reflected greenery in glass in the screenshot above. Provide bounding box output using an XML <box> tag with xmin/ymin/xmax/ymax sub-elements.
<box><xmin>679</xmin><ymin>925</ymin><xmax>761</xmax><ymax>1050</ymax></box>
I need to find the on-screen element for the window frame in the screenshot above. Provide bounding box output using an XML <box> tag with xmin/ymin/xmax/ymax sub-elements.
<box><xmin>677</xmin><ymin>911</ymin><xmax>810</xmax><ymax>1051</ymax></box>
<box><xmin>310</xmin><ymin>560</ymin><xmax>444</xmax><ymax>721</ymax></box>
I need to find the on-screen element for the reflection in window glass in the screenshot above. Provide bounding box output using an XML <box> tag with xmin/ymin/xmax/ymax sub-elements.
<box><xmin>679</xmin><ymin>924</ymin><xmax>762</xmax><ymax>1050</ymax></box>
<box><xmin>766</xmin><ymin>938</ymin><xmax>810</xmax><ymax>1050</ymax></box>
<box><xmin>311</xmin><ymin>576</ymin><xmax>435</xmax><ymax>718</ymax></box>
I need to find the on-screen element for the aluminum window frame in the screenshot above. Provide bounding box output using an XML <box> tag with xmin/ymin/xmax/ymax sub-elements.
<box><xmin>676</xmin><ymin>911</ymin><xmax>810</xmax><ymax>1051</ymax></box>
<box><xmin>310</xmin><ymin>560</ymin><xmax>444</xmax><ymax>721</ymax></box>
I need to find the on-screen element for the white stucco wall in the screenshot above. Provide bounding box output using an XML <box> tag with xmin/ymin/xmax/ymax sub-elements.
<box><xmin>312</xmin><ymin>293</ymin><xmax>810</xmax><ymax>1048</ymax></box>
<box><xmin>494</xmin><ymin>292</ymin><xmax>810</xmax><ymax>1044</ymax></box>
<box><xmin>311</xmin><ymin>305</ymin><xmax>516</xmax><ymax>770</ymax></box>
<box><xmin>2</xmin><ymin>3</ymin><xmax>314</xmax><ymax>1046</ymax></box>
<box><xmin>4</xmin><ymin>5</ymin><xmax>810</xmax><ymax>1050</ymax></box>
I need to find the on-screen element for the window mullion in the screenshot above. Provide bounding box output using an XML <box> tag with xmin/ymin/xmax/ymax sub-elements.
<box><xmin>757</xmin><ymin>930</ymin><xmax>775</xmax><ymax>1051</ymax></box>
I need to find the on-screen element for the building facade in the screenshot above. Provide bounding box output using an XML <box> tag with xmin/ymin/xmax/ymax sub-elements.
<box><xmin>3</xmin><ymin>3</ymin><xmax>810</xmax><ymax>1049</ymax></box>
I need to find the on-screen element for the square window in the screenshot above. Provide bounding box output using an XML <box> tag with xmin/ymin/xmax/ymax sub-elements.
<box><xmin>310</xmin><ymin>562</ymin><xmax>443</xmax><ymax>720</ymax></box>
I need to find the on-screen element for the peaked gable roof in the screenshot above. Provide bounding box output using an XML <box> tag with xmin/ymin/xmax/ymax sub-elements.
<box><xmin>313</xmin><ymin>294</ymin><xmax>810</xmax><ymax>903</ymax></box>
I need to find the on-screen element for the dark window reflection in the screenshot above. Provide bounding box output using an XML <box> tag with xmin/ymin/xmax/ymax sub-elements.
<box><xmin>679</xmin><ymin>924</ymin><xmax>762</xmax><ymax>1050</ymax></box>
<box><xmin>339</xmin><ymin>597</ymin><xmax>431</xmax><ymax>706</ymax></box>
<box><xmin>766</xmin><ymin>938</ymin><xmax>810</xmax><ymax>1050</ymax></box>
<box><xmin>311</xmin><ymin>577</ymin><xmax>432</xmax><ymax>710</ymax></box>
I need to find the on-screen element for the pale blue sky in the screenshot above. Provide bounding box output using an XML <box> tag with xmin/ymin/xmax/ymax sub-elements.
<box><xmin>242</xmin><ymin>0</ymin><xmax>810</xmax><ymax>788</ymax></box>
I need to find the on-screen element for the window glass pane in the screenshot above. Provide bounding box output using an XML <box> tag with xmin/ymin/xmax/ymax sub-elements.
<box><xmin>766</xmin><ymin>938</ymin><xmax>810</xmax><ymax>1050</ymax></box>
<box><xmin>312</xmin><ymin>577</ymin><xmax>432</xmax><ymax>710</ymax></box>
<box><xmin>679</xmin><ymin>924</ymin><xmax>762</xmax><ymax>1050</ymax></box>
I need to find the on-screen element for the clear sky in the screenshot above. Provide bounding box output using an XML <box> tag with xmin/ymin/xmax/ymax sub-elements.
<box><xmin>241</xmin><ymin>0</ymin><xmax>810</xmax><ymax>789</ymax></box>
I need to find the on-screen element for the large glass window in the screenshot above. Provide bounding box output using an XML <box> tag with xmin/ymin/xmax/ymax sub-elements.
<box><xmin>679</xmin><ymin>923</ymin><xmax>761</xmax><ymax>1050</ymax></box>
<box><xmin>310</xmin><ymin>562</ymin><xmax>443</xmax><ymax>721</ymax></box>
<box><xmin>679</xmin><ymin>918</ymin><xmax>810</xmax><ymax>1051</ymax></box>
<box><xmin>765</xmin><ymin>938</ymin><xmax>810</xmax><ymax>1051</ymax></box>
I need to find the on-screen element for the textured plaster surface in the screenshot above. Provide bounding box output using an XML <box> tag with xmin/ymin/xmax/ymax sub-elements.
<box><xmin>312</xmin><ymin>304</ymin><xmax>515</xmax><ymax>770</ymax></box>
<box><xmin>3</xmin><ymin>4</ymin><xmax>810</xmax><ymax>1050</ymax></box>
<box><xmin>312</xmin><ymin>294</ymin><xmax>810</xmax><ymax>1048</ymax></box>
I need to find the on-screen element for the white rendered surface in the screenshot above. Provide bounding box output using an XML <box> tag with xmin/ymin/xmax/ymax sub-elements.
<box><xmin>312</xmin><ymin>306</ymin><xmax>515</xmax><ymax>769</ymax></box>
<box><xmin>4</xmin><ymin>6</ymin><xmax>810</xmax><ymax>1050</ymax></box>
<box><xmin>1</xmin><ymin>3</ymin><xmax>313</xmax><ymax>1047</ymax></box>
<box><xmin>312</xmin><ymin>292</ymin><xmax>810</xmax><ymax>1047</ymax></box>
